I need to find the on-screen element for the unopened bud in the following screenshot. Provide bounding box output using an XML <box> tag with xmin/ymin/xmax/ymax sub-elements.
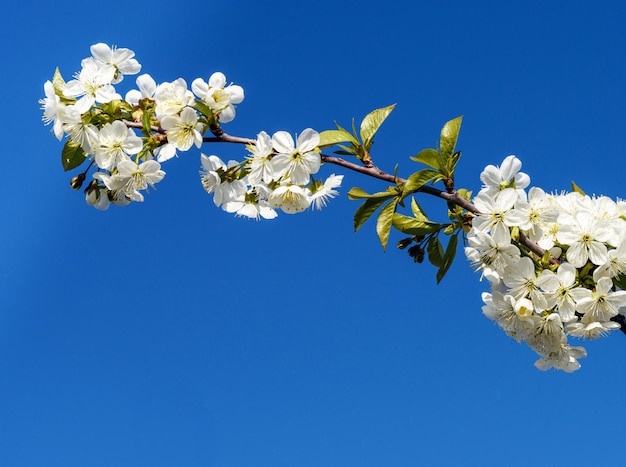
<box><xmin>397</xmin><ymin>237</ymin><xmax>413</xmax><ymax>250</ymax></box>
<box><xmin>70</xmin><ymin>172</ymin><xmax>86</xmax><ymax>190</ymax></box>
<box><xmin>408</xmin><ymin>245</ymin><xmax>425</xmax><ymax>263</ymax></box>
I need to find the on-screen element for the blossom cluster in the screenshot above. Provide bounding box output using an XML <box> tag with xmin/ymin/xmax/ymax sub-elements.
<box><xmin>200</xmin><ymin>129</ymin><xmax>343</xmax><ymax>219</ymax></box>
<box><xmin>465</xmin><ymin>155</ymin><xmax>626</xmax><ymax>372</ymax></box>
<box><xmin>40</xmin><ymin>43</ymin><xmax>343</xmax><ymax>217</ymax></box>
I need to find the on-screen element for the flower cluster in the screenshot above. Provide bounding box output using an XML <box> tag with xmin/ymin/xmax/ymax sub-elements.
<box><xmin>466</xmin><ymin>155</ymin><xmax>626</xmax><ymax>372</ymax></box>
<box><xmin>40</xmin><ymin>43</ymin><xmax>343</xmax><ymax>215</ymax></box>
<box><xmin>199</xmin><ymin>130</ymin><xmax>343</xmax><ymax>219</ymax></box>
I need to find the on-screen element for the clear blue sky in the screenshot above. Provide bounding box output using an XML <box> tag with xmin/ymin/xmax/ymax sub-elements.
<box><xmin>2</xmin><ymin>1</ymin><xmax>626</xmax><ymax>465</ymax></box>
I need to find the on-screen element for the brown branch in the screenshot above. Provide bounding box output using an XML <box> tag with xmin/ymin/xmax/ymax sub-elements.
<box><xmin>120</xmin><ymin>121</ymin><xmax>560</xmax><ymax>265</ymax></box>
<box><xmin>117</xmin><ymin>121</ymin><xmax>623</xmax><ymax>333</ymax></box>
<box><xmin>124</xmin><ymin>121</ymin><xmax>166</xmax><ymax>134</ymax></box>
<box><xmin>203</xmin><ymin>134</ymin><xmax>255</xmax><ymax>145</ymax></box>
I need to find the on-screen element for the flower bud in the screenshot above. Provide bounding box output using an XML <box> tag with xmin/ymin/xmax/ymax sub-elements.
<box><xmin>408</xmin><ymin>245</ymin><xmax>425</xmax><ymax>263</ymax></box>
<box><xmin>397</xmin><ymin>237</ymin><xmax>413</xmax><ymax>250</ymax></box>
<box><xmin>70</xmin><ymin>172</ymin><xmax>86</xmax><ymax>190</ymax></box>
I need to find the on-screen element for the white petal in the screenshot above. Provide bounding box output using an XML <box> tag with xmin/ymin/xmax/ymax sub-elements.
<box><xmin>272</xmin><ymin>131</ymin><xmax>295</xmax><ymax>153</ymax></box>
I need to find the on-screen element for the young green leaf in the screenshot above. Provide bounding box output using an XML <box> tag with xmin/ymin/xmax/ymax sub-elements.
<box><xmin>376</xmin><ymin>199</ymin><xmax>398</xmax><ymax>251</ymax></box>
<box><xmin>319</xmin><ymin>129</ymin><xmax>357</xmax><ymax>148</ymax></box>
<box><xmin>439</xmin><ymin>116</ymin><xmax>462</xmax><ymax>159</ymax></box>
<box><xmin>360</xmin><ymin>104</ymin><xmax>396</xmax><ymax>150</ymax></box>
<box><xmin>402</xmin><ymin>169</ymin><xmax>439</xmax><ymax>198</ymax></box>
<box><xmin>347</xmin><ymin>187</ymin><xmax>396</xmax><ymax>200</ymax></box>
<box><xmin>392</xmin><ymin>213</ymin><xmax>443</xmax><ymax>236</ymax></box>
<box><xmin>194</xmin><ymin>99</ymin><xmax>215</xmax><ymax>121</ymax></box>
<box><xmin>353</xmin><ymin>197</ymin><xmax>391</xmax><ymax>232</ymax></box>
<box><xmin>410</xmin><ymin>198</ymin><xmax>429</xmax><ymax>222</ymax></box>
<box><xmin>427</xmin><ymin>236</ymin><xmax>444</xmax><ymax>268</ymax></box>
<box><xmin>409</xmin><ymin>148</ymin><xmax>441</xmax><ymax>169</ymax></box>
<box><xmin>61</xmin><ymin>140</ymin><xmax>87</xmax><ymax>172</ymax></box>
<box><xmin>436</xmin><ymin>231</ymin><xmax>459</xmax><ymax>283</ymax></box>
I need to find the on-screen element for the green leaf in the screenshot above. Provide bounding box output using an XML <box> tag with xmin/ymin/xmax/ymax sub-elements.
<box><xmin>436</xmin><ymin>232</ymin><xmax>459</xmax><ymax>283</ymax></box>
<box><xmin>376</xmin><ymin>199</ymin><xmax>398</xmax><ymax>250</ymax></box>
<box><xmin>449</xmin><ymin>150</ymin><xmax>462</xmax><ymax>173</ymax></box>
<box><xmin>347</xmin><ymin>187</ymin><xmax>396</xmax><ymax>200</ymax></box>
<box><xmin>318</xmin><ymin>129</ymin><xmax>354</xmax><ymax>148</ymax></box>
<box><xmin>359</xmin><ymin>104</ymin><xmax>396</xmax><ymax>150</ymax></box>
<box><xmin>571</xmin><ymin>180</ymin><xmax>586</xmax><ymax>196</ymax></box>
<box><xmin>194</xmin><ymin>99</ymin><xmax>215</xmax><ymax>120</ymax></box>
<box><xmin>427</xmin><ymin>236</ymin><xmax>444</xmax><ymax>267</ymax></box>
<box><xmin>392</xmin><ymin>213</ymin><xmax>443</xmax><ymax>236</ymax></box>
<box><xmin>410</xmin><ymin>148</ymin><xmax>441</xmax><ymax>169</ymax></box>
<box><xmin>402</xmin><ymin>169</ymin><xmax>439</xmax><ymax>198</ymax></box>
<box><xmin>411</xmin><ymin>198</ymin><xmax>429</xmax><ymax>222</ymax></box>
<box><xmin>353</xmin><ymin>197</ymin><xmax>390</xmax><ymax>232</ymax></box>
<box><xmin>440</xmin><ymin>116</ymin><xmax>463</xmax><ymax>159</ymax></box>
<box><xmin>319</xmin><ymin>128</ymin><xmax>358</xmax><ymax>148</ymax></box>
<box><xmin>61</xmin><ymin>140</ymin><xmax>87</xmax><ymax>172</ymax></box>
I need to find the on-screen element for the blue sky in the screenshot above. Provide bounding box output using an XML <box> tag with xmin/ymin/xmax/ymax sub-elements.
<box><xmin>2</xmin><ymin>1</ymin><xmax>626</xmax><ymax>465</ymax></box>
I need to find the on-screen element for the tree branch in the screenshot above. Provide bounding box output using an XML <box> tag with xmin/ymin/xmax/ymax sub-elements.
<box><xmin>110</xmin><ymin>121</ymin><xmax>626</xmax><ymax>334</ymax></box>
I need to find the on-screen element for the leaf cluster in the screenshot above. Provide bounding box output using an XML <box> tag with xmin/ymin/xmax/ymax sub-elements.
<box><xmin>318</xmin><ymin>104</ymin><xmax>396</xmax><ymax>166</ymax></box>
<box><xmin>328</xmin><ymin>110</ymin><xmax>467</xmax><ymax>282</ymax></box>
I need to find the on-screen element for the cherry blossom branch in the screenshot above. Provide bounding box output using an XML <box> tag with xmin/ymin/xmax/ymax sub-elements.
<box><xmin>319</xmin><ymin>154</ymin><xmax>558</xmax><ymax>264</ymax></box>
<box><xmin>121</xmin><ymin>120</ymin><xmax>562</xmax><ymax>267</ymax></box>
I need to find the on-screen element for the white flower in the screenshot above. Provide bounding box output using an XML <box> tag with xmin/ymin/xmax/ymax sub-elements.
<box><xmin>85</xmin><ymin>184</ymin><xmax>110</xmax><ymax>211</ymax></box>
<box><xmin>566</xmin><ymin>320</ymin><xmax>621</xmax><ymax>339</ymax></box>
<box><xmin>246</xmin><ymin>131</ymin><xmax>276</xmax><ymax>185</ymax></box>
<box><xmin>125</xmin><ymin>74</ymin><xmax>157</xmax><ymax>105</ymax></box>
<box><xmin>309</xmin><ymin>174</ymin><xmax>343</xmax><ymax>210</ymax></box>
<box><xmin>223</xmin><ymin>189</ymin><xmax>278</xmax><ymax>220</ymax></box>
<box><xmin>90</xmin><ymin>43</ymin><xmax>141</xmax><ymax>84</ymax></box>
<box><xmin>593</xmin><ymin>233</ymin><xmax>626</xmax><ymax>281</ymax></box>
<box><xmin>269</xmin><ymin>184</ymin><xmax>311</xmax><ymax>214</ymax></box>
<box><xmin>526</xmin><ymin>313</ymin><xmax>565</xmax><ymax>357</ymax></box>
<box><xmin>481</xmin><ymin>292</ymin><xmax>536</xmax><ymax>342</ymax></box>
<box><xmin>479</xmin><ymin>155</ymin><xmax>530</xmax><ymax>200</ymax></box>
<box><xmin>465</xmin><ymin>227</ymin><xmax>520</xmax><ymax>282</ymax></box>
<box><xmin>40</xmin><ymin>80</ymin><xmax>65</xmax><ymax>140</ymax></box>
<box><xmin>95</xmin><ymin>121</ymin><xmax>143</xmax><ymax>170</ymax></box>
<box><xmin>61</xmin><ymin>105</ymin><xmax>99</xmax><ymax>154</ymax></box>
<box><xmin>571</xmin><ymin>277</ymin><xmax>626</xmax><ymax>322</ymax></box>
<box><xmin>63</xmin><ymin>58</ymin><xmax>120</xmax><ymax>113</ymax></box>
<box><xmin>199</xmin><ymin>154</ymin><xmax>246</xmax><ymax>207</ymax></box>
<box><xmin>503</xmin><ymin>257</ymin><xmax>550</xmax><ymax>311</ymax></box>
<box><xmin>199</xmin><ymin>154</ymin><xmax>226</xmax><ymax>195</ymax></box>
<box><xmin>533</xmin><ymin>336</ymin><xmax>586</xmax><ymax>373</ymax></box>
<box><xmin>191</xmin><ymin>72</ymin><xmax>244</xmax><ymax>123</ymax></box>
<box><xmin>161</xmin><ymin>107</ymin><xmax>202</xmax><ymax>151</ymax></box>
<box><xmin>471</xmin><ymin>188</ymin><xmax>518</xmax><ymax>244</ymax></box>
<box><xmin>106</xmin><ymin>159</ymin><xmax>165</xmax><ymax>202</ymax></box>
<box><xmin>271</xmin><ymin>129</ymin><xmax>321</xmax><ymax>185</ymax></box>
<box><xmin>154</xmin><ymin>79</ymin><xmax>195</xmax><ymax>117</ymax></box>
<box><xmin>536</xmin><ymin>263</ymin><xmax>578</xmax><ymax>322</ymax></box>
<box><xmin>506</xmin><ymin>187</ymin><xmax>556</xmax><ymax>244</ymax></box>
<box><xmin>556</xmin><ymin>211</ymin><xmax>615</xmax><ymax>268</ymax></box>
